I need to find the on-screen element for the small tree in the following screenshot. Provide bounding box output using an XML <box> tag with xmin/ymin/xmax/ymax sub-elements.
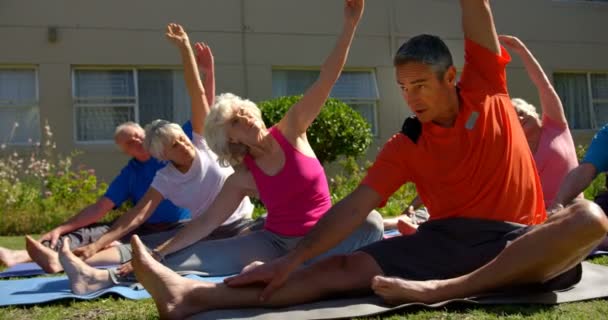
<box><xmin>258</xmin><ymin>96</ymin><xmax>373</xmax><ymax>164</ymax></box>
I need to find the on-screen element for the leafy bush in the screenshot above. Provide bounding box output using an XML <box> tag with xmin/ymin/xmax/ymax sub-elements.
<box><xmin>0</xmin><ymin>122</ymin><xmax>107</xmax><ymax>235</ymax></box>
<box><xmin>258</xmin><ymin>96</ymin><xmax>373</xmax><ymax>164</ymax></box>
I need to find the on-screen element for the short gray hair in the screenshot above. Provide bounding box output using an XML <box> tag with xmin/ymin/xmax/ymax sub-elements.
<box><xmin>114</xmin><ymin>121</ymin><xmax>143</xmax><ymax>140</ymax></box>
<box><xmin>394</xmin><ymin>34</ymin><xmax>453</xmax><ymax>78</ymax></box>
<box><xmin>143</xmin><ymin>120</ymin><xmax>185</xmax><ymax>161</ymax></box>
<box><xmin>511</xmin><ymin>98</ymin><xmax>540</xmax><ymax>120</ymax></box>
<box><xmin>204</xmin><ymin>93</ymin><xmax>263</xmax><ymax>167</ymax></box>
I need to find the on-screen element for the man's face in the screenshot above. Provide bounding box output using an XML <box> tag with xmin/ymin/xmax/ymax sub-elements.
<box><xmin>396</xmin><ymin>62</ymin><xmax>455</xmax><ymax>123</ymax></box>
<box><xmin>115</xmin><ymin>128</ymin><xmax>148</xmax><ymax>159</ymax></box>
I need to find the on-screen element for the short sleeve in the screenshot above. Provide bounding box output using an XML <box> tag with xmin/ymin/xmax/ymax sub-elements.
<box><xmin>150</xmin><ymin>170</ymin><xmax>172</xmax><ymax>200</ymax></box>
<box><xmin>583</xmin><ymin>125</ymin><xmax>608</xmax><ymax>173</ymax></box>
<box><xmin>104</xmin><ymin>165</ymin><xmax>131</xmax><ymax>208</ymax></box>
<box><xmin>361</xmin><ymin>134</ymin><xmax>412</xmax><ymax>207</ymax></box>
<box><xmin>459</xmin><ymin>38</ymin><xmax>511</xmax><ymax>95</ymax></box>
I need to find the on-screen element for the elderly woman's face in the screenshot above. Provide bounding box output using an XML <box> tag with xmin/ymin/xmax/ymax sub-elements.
<box><xmin>225</xmin><ymin>107</ymin><xmax>264</xmax><ymax>145</ymax></box>
<box><xmin>163</xmin><ymin>133</ymin><xmax>195</xmax><ymax>165</ymax></box>
<box><xmin>515</xmin><ymin>109</ymin><xmax>539</xmax><ymax>138</ymax></box>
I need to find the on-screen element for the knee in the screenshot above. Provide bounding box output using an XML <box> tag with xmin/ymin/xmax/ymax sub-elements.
<box><xmin>565</xmin><ymin>199</ymin><xmax>608</xmax><ymax>237</ymax></box>
<box><xmin>360</xmin><ymin>210</ymin><xmax>384</xmax><ymax>241</ymax></box>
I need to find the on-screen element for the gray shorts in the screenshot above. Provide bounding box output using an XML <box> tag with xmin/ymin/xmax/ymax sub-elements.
<box><xmin>42</xmin><ymin>220</ymin><xmax>189</xmax><ymax>252</ymax></box>
<box><xmin>115</xmin><ymin>217</ymin><xmax>264</xmax><ymax>264</ymax></box>
<box><xmin>359</xmin><ymin>217</ymin><xmax>581</xmax><ymax>292</ymax></box>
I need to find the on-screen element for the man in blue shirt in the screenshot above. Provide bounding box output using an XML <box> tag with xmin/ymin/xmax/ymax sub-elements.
<box><xmin>0</xmin><ymin>121</ymin><xmax>192</xmax><ymax>272</ymax></box>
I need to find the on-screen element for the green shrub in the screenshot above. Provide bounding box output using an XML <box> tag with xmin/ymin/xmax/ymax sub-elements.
<box><xmin>258</xmin><ymin>96</ymin><xmax>373</xmax><ymax>164</ymax></box>
<box><xmin>0</xmin><ymin>122</ymin><xmax>107</xmax><ymax>235</ymax></box>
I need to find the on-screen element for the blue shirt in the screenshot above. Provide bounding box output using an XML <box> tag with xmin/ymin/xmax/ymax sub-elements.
<box><xmin>582</xmin><ymin>124</ymin><xmax>608</xmax><ymax>174</ymax></box>
<box><xmin>104</xmin><ymin>121</ymin><xmax>193</xmax><ymax>223</ymax></box>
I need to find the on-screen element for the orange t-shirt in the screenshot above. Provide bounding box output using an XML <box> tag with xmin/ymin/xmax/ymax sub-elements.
<box><xmin>362</xmin><ymin>39</ymin><xmax>546</xmax><ymax>225</ymax></box>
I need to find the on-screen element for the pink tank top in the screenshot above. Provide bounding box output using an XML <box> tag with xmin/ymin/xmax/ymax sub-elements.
<box><xmin>534</xmin><ymin>115</ymin><xmax>579</xmax><ymax>208</ymax></box>
<box><xmin>244</xmin><ymin>127</ymin><xmax>331</xmax><ymax>236</ymax></box>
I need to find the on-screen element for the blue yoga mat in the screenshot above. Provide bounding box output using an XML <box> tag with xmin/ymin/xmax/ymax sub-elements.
<box><xmin>0</xmin><ymin>273</ymin><xmax>229</xmax><ymax>306</ymax></box>
<box><xmin>0</xmin><ymin>262</ymin><xmax>119</xmax><ymax>279</ymax></box>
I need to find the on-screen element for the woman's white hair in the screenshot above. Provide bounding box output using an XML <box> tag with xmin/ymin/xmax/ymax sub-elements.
<box><xmin>204</xmin><ymin>93</ymin><xmax>264</xmax><ymax>167</ymax></box>
<box><xmin>143</xmin><ymin>119</ymin><xmax>185</xmax><ymax>161</ymax></box>
<box><xmin>511</xmin><ymin>98</ymin><xmax>540</xmax><ymax>120</ymax></box>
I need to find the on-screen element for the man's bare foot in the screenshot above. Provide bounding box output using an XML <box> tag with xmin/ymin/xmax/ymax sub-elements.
<box><xmin>25</xmin><ymin>236</ymin><xmax>63</xmax><ymax>273</ymax></box>
<box><xmin>0</xmin><ymin>247</ymin><xmax>31</xmax><ymax>267</ymax></box>
<box><xmin>397</xmin><ymin>219</ymin><xmax>418</xmax><ymax>236</ymax></box>
<box><xmin>131</xmin><ymin>235</ymin><xmax>211</xmax><ymax>320</ymax></box>
<box><xmin>58</xmin><ymin>238</ymin><xmax>113</xmax><ymax>295</ymax></box>
<box><xmin>371</xmin><ymin>275</ymin><xmax>448</xmax><ymax>305</ymax></box>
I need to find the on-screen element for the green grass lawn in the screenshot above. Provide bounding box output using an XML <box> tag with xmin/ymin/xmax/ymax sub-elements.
<box><xmin>1</xmin><ymin>236</ymin><xmax>607</xmax><ymax>320</ymax></box>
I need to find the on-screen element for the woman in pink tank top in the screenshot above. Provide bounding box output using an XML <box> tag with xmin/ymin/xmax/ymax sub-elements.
<box><xmin>499</xmin><ymin>35</ymin><xmax>580</xmax><ymax>209</ymax></box>
<box><xmin>54</xmin><ymin>6</ymin><xmax>381</xmax><ymax>296</ymax></box>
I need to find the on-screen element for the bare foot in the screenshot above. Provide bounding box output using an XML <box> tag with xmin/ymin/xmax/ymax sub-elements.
<box><xmin>58</xmin><ymin>238</ymin><xmax>114</xmax><ymax>295</ymax></box>
<box><xmin>0</xmin><ymin>247</ymin><xmax>32</xmax><ymax>267</ymax></box>
<box><xmin>371</xmin><ymin>275</ymin><xmax>446</xmax><ymax>305</ymax></box>
<box><xmin>25</xmin><ymin>235</ymin><xmax>63</xmax><ymax>273</ymax></box>
<box><xmin>397</xmin><ymin>219</ymin><xmax>418</xmax><ymax>236</ymax></box>
<box><xmin>131</xmin><ymin>235</ymin><xmax>210</xmax><ymax>320</ymax></box>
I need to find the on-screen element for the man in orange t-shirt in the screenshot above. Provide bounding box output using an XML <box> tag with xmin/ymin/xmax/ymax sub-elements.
<box><xmin>125</xmin><ymin>1</ymin><xmax>608</xmax><ymax>316</ymax></box>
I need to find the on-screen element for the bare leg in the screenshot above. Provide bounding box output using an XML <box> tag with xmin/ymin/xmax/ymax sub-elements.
<box><xmin>384</xmin><ymin>214</ymin><xmax>414</xmax><ymax>230</ymax></box>
<box><xmin>25</xmin><ymin>235</ymin><xmax>122</xmax><ymax>273</ymax></box>
<box><xmin>372</xmin><ymin>199</ymin><xmax>608</xmax><ymax>304</ymax></box>
<box><xmin>130</xmin><ymin>235</ymin><xmax>383</xmax><ymax>320</ymax></box>
<box><xmin>25</xmin><ymin>236</ymin><xmax>63</xmax><ymax>273</ymax></box>
<box><xmin>83</xmin><ymin>246</ymin><xmax>122</xmax><ymax>266</ymax></box>
<box><xmin>58</xmin><ymin>238</ymin><xmax>114</xmax><ymax>295</ymax></box>
<box><xmin>0</xmin><ymin>247</ymin><xmax>32</xmax><ymax>267</ymax></box>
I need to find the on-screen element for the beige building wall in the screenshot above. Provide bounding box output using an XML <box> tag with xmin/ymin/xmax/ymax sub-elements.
<box><xmin>1</xmin><ymin>0</ymin><xmax>607</xmax><ymax>182</ymax></box>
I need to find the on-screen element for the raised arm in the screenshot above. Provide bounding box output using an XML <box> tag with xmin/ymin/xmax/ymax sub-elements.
<box><xmin>499</xmin><ymin>35</ymin><xmax>567</xmax><ymax>125</ymax></box>
<box><xmin>195</xmin><ymin>42</ymin><xmax>216</xmax><ymax>107</ymax></box>
<box><xmin>460</xmin><ymin>0</ymin><xmax>500</xmax><ymax>54</ymax></box>
<box><xmin>166</xmin><ymin>23</ymin><xmax>209</xmax><ymax>135</ymax></box>
<box><xmin>278</xmin><ymin>0</ymin><xmax>364</xmax><ymax>139</ymax></box>
<box><xmin>72</xmin><ymin>188</ymin><xmax>164</xmax><ymax>259</ymax></box>
<box><xmin>152</xmin><ymin>169</ymin><xmax>255</xmax><ymax>259</ymax></box>
<box><xmin>39</xmin><ymin>197</ymin><xmax>115</xmax><ymax>249</ymax></box>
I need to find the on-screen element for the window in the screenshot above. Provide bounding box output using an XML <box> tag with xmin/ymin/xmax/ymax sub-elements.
<box><xmin>554</xmin><ymin>72</ymin><xmax>608</xmax><ymax>129</ymax></box>
<box><xmin>0</xmin><ymin>68</ymin><xmax>39</xmax><ymax>144</ymax></box>
<box><xmin>272</xmin><ymin>70</ymin><xmax>380</xmax><ymax>134</ymax></box>
<box><xmin>73</xmin><ymin>69</ymin><xmax>191</xmax><ymax>142</ymax></box>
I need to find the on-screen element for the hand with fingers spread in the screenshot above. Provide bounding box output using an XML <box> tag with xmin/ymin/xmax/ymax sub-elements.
<box><xmin>194</xmin><ymin>42</ymin><xmax>214</xmax><ymax>77</ymax></box>
<box><xmin>224</xmin><ymin>254</ymin><xmax>301</xmax><ymax>301</ymax></box>
<box><xmin>39</xmin><ymin>228</ymin><xmax>63</xmax><ymax>250</ymax></box>
<box><xmin>165</xmin><ymin>23</ymin><xmax>190</xmax><ymax>48</ymax></box>
<box><xmin>72</xmin><ymin>242</ymin><xmax>101</xmax><ymax>261</ymax></box>
<box><xmin>194</xmin><ymin>42</ymin><xmax>216</xmax><ymax>106</ymax></box>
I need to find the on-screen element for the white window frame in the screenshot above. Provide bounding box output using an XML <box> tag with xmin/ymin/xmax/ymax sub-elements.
<box><xmin>554</xmin><ymin>71</ymin><xmax>608</xmax><ymax>131</ymax></box>
<box><xmin>0</xmin><ymin>66</ymin><xmax>39</xmax><ymax>146</ymax></box>
<box><xmin>271</xmin><ymin>67</ymin><xmax>380</xmax><ymax>136</ymax></box>
<box><xmin>72</xmin><ymin>67</ymin><xmax>184</xmax><ymax>144</ymax></box>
